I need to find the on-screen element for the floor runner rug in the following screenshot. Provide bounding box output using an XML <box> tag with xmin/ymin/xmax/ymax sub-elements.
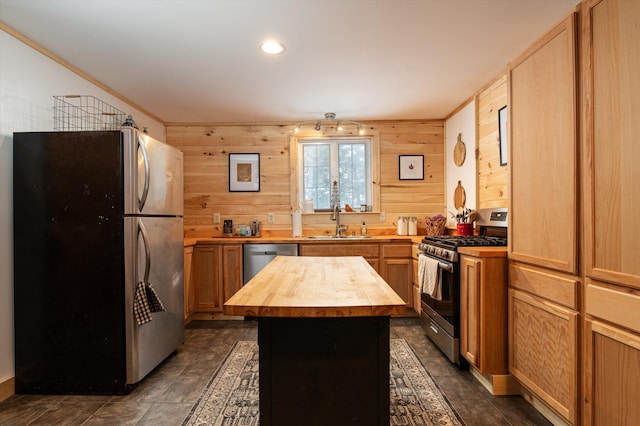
<box><xmin>183</xmin><ymin>339</ymin><xmax>464</xmax><ymax>425</ymax></box>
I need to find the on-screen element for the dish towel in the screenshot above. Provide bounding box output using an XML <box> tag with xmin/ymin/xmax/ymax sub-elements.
<box><xmin>418</xmin><ymin>254</ymin><xmax>442</xmax><ymax>301</ymax></box>
<box><xmin>134</xmin><ymin>281</ymin><xmax>166</xmax><ymax>326</ymax></box>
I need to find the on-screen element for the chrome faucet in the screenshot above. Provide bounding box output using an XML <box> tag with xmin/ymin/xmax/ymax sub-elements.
<box><xmin>332</xmin><ymin>205</ymin><xmax>348</xmax><ymax>237</ymax></box>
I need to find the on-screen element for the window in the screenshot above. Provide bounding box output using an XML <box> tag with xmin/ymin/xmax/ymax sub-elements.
<box><xmin>298</xmin><ymin>138</ymin><xmax>372</xmax><ymax>210</ymax></box>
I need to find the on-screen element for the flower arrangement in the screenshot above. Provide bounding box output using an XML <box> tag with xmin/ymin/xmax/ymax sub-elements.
<box><xmin>424</xmin><ymin>214</ymin><xmax>446</xmax><ymax>236</ymax></box>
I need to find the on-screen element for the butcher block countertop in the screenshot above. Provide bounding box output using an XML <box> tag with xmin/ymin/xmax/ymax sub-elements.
<box><xmin>223</xmin><ymin>256</ymin><xmax>407</xmax><ymax>318</ymax></box>
<box><xmin>457</xmin><ymin>246</ymin><xmax>508</xmax><ymax>257</ymax></box>
<box><xmin>184</xmin><ymin>235</ymin><xmax>425</xmax><ymax>247</ymax></box>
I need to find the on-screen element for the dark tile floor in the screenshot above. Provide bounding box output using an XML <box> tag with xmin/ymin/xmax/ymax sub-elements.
<box><xmin>0</xmin><ymin>318</ymin><xmax>551</xmax><ymax>425</ymax></box>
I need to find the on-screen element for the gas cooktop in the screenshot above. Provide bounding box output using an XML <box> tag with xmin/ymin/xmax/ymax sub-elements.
<box><xmin>421</xmin><ymin>235</ymin><xmax>507</xmax><ymax>249</ymax></box>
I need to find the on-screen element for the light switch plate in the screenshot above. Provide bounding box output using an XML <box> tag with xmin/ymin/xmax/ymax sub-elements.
<box><xmin>379</xmin><ymin>212</ymin><xmax>386</xmax><ymax>221</ymax></box>
<box><xmin>267</xmin><ymin>212</ymin><xmax>275</xmax><ymax>223</ymax></box>
<box><xmin>213</xmin><ymin>213</ymin><xmax>220</xmax><ymax>223</ymax></box>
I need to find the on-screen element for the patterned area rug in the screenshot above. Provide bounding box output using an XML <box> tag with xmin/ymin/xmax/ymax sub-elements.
<box><xmin>183</xmin><ymin>339</ymin><xmax>464</xmax><ymax>425</ymax></box>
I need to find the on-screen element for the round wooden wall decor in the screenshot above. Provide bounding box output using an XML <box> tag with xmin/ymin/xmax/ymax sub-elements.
<box><xmin>453</xmin><ymin>133</ymin><xmax>466</xmax><ymax>167</ymax></box>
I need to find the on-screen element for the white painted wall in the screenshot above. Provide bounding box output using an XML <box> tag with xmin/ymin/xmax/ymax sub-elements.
<box><xmin>0</xmin><ymin>29</ymin><xmax>165</xmax><ymax>387</ymax></box>
<box><xmin>445</xmin><ymin>100</ymin><xmax>476</xmax><ymax>228</ymax></box>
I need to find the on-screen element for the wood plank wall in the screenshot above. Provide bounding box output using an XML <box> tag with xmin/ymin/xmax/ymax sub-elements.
<box><xmin>476</xmin><ymin>73</ymin><xmax>509</xmax><ymax>209</ymax></box>
<box><xmin>166</xmin><ymin>120</ymin><xmax>444</xmax><ymax>237</ymax></box>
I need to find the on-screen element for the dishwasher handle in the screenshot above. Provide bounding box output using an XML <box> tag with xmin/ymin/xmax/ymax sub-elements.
<box><xmin>251</xmin><ymin>250</ymin><xmax>278</xmax><ymax>256</ymax></box>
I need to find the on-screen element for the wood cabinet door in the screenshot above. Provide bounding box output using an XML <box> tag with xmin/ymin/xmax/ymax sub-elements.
<box><xmin>461</xmin><ymin>254</ymin><xmax>508</xmax><ymax>374</ymax></box>
<box><xmin>582</xmin><ymin>0</ymin><xmax>640</xmax><ymax>289</ymax></box>
<box><xmin>509</xmin><ymin>289</ymin><xmax>578</xmax><ymax>424</ymax></box>
<box><xmin>460</xmin><ymin>256</ymin><xmax>481</xmax><ymax>367</ymax></box>
<box><xmin>508</xmin><ymin>13</ymin><xmax>579</xmax><ymax>274</ymax></box>
<box><xmin>193</xmin><ymin>246</ymin><xmax>220</xmax><ymax>312</ymax></box>
<box><xmin>381</xmin><ymin>259</ymin><xmax>412</xmax><ymax>306</ymax></box>
<box><xmin>221</xmin><ymin>244</ymin><xmax>243</xmax><ymax>303</ymax></box>
<box><xmin>584</xmin><ymin>319</ymin><xmax>640</xmax><ymax>426</ymax></box>
<box><xmin>184</xmin><ymin>246</ymin><xmax>194</xmax><ymax>321</ymax></box>
<box><xmin>584</xmin><ymin>280</ymin><xmax>640</xmax><ymax>425</ymax></box>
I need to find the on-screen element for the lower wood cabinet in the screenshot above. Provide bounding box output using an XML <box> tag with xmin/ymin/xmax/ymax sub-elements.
<box><xmin>380</xmin><ymin>243</ymin><xmax>412</xmax><ymax>307</ymax></box>
<box><xmin>381</xmin><ymin>259</ymin><xmax>412</xmax><ymax>306</ymax></box>
<box><xmin>459</xmin><ymin>250</ymin><xmax>508</xmax><ymax>375</ymax></box>
<box><xmin>508</xmin><ymin>262</ymin><xmax>580</xmax><ymax>424</ymax></box>
<box><xmin>584</xmin><ymin>319</ymin><xmax>640</xmax><ymax>425</ymax></box>
<box><xmin>193</xmin><ymin>245</ymin><xmax>221</xmax><ymax>312</ymax></box>
<box><xmin>221</xmin><ymin>244</ymin><xmax>242</xmax><ymax>304</ymax></box>
<box><xmin>583</xmin><ymin>281</ymin><xmax>640</xmax><ymax>425</ymax></box>
<box><xmin>192</xmin><ymin>244</ymin><xmax>243</xmax><ymax>313</ymax></box>
<box><xmin>509</xmin><ymin>287</ymin><xmax>579</xmax><ymax>424</ymax></box>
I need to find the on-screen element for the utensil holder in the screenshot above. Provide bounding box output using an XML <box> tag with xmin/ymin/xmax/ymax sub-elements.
<box><xmin>456</xmin><ymin>223</ymin><xmax>474</xmax><ymax>236</ymax></box>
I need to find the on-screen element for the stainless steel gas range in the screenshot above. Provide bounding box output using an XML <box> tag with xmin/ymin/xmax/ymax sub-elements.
<box><xmin>417</xmin><ymin>208</ymin><xmax>507</xmax><ymax>365</ymax></box>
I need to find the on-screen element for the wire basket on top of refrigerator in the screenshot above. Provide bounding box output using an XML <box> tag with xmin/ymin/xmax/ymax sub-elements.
<box><xmin>53</xmin><ymin>95</ymin><xmax>127</xmax><ymax>131</ymax></box>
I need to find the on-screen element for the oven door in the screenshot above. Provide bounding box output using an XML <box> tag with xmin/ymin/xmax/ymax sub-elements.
<box><xmin>420</xmin><ymin>255</ymin><xmax>457</xmax><ymax>337</ymax></box>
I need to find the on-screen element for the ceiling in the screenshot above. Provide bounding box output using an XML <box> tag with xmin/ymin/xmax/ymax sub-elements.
<box><xmin>1</xmin><ymin>0</ymin><xmax>579</xmax><ymax>124</ymax></box>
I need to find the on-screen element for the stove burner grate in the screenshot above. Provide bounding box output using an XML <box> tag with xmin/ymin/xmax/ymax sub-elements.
<box><xmin>421</xmin><ymin>235</ymin><xmax>507</xmax><ymax>249</ymax></box>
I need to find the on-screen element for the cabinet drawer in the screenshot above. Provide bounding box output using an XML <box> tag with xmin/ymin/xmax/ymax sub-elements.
<box><xmin>381</xmin><ymin>244</ymin><xmax>411</xmax><ymax>258</ymax></box>
<box><xmin>509</xmin><ymin>263</ymin><xmax>579</xmax><ymax>310</ymax></box>
<box><xmin>299</xmin><ymin>243</ymin><xmax>379</xmax><ymax>258</ymax></box>
<box><xmin>586</xmin><ymin>280</ymin><xmax>640</xmax><ymax>334</ymax></box>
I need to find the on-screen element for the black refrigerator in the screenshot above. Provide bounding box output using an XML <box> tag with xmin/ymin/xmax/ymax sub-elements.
<box><xmin>13</xmin><ymin>129</ymin><xmax>184</xmax><ymax>394</ymax></box>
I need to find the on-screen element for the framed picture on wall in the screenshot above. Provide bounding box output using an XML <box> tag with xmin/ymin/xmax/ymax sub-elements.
<box><xmin>229</xmin><ymin>153</ymin><xmax>260</xmax><ymax>192</ymax></box>
<box><xmin>498</xmin><ymin>106</ymin><xmax>508</xmax><ymax>166</ymax></box>
<box><xmin>398</xmin><ymin>155</ymin><xmax>424</xmax><ymax>180</ymax></box>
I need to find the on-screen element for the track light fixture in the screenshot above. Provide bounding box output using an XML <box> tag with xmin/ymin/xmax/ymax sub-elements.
<box><xmin>294</xmin><ymin>112</ymin><xmax>367</xmax><ymax>135</ymax></box>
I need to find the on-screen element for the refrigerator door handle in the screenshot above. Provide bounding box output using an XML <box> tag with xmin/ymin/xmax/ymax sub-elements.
<box><xmin>138</xmin><ymin>220</ymin><xmax>151</xmax><ymax>283</ymax></box>
<box><xmin>137</xmin><ymin>134</ymin><xmax>150</xmax><ymax>212</ymax></box>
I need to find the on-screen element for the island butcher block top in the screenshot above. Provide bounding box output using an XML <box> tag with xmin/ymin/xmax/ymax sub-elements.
<box><xmin>224</xmin><ymin>256</ymin><xmax>407</xmax><ymax>317</ymax></box>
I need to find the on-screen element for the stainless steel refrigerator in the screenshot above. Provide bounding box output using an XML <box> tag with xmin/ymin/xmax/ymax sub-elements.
<box><xmin>13</xmin><ymin>129</ymin><xmax>184</xmax><ymax>394</ymax></box>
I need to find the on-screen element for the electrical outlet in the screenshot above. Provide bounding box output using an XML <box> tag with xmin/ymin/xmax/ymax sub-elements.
<box><xmin>379</xmin><ymin>212</ymin><xmax>386</xmax><ymax>221</ymax></box>
<box><xmin>267</xmin><ymin>212</ymin><xmax>275</xmax><ymax>223</ymax></box>
<box><xmin>213</xmin><ymin>213</ymin><xmax>220</xmax><ymax>223</ymax></box>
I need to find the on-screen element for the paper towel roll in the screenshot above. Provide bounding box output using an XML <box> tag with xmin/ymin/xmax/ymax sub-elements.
<box><xmin>292</xmin><ymin>212</ymin><xmax>303</xmax><ymax>237</ymax></box>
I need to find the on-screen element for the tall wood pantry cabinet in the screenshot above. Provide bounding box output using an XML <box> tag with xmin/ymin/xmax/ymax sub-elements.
<box><xmin>507</xmin><ymin>11</ymin><xmax>580</xmax><ymax>425</ymax></box>
<box><xmin>581</xmin><ymin>0</ymin><xmax>640</xmax><ymax>424</ymax></box>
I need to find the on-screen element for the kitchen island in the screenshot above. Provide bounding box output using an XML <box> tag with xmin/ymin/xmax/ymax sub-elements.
<box><xmin>224</xmin><ymin>255</ymin><xmax>407</xmax><ymax>425</ymax></box>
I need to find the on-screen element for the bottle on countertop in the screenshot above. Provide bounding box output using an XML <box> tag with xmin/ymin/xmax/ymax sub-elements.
<box><xmin>397</xmin><ymin>217</ymin><xmax>408</xmax><ymax>235</ymax></box>
<box><xmin>408</xmin><ymin>216</ymin><xmax>417</xmax><ymax>236</ymax></box>
<box><xmin>361</xmin><ymin>221</ymin><xmax>367</xmax><ymax>236</ymax></box>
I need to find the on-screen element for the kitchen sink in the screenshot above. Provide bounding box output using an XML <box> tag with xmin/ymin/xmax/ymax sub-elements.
<box><xmin>306</xmin><ymin>235</ymin><xmax>372</xmax><ymax>240</ymax></box>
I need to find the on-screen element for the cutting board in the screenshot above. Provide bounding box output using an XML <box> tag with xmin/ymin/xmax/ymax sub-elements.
<box><xmin>454</xmin><ymin>180</ymin><xmax>466</xmax><ymax>209</ymax></box>
<box><xmin>453</xmin><ymin>133</ymin><xmax>466</xmax><ymax>166</ymax></box>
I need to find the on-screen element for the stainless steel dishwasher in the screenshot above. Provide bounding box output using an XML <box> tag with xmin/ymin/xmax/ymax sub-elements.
<box><xmin>243</xmin><ymin>243</ymin><xmax>298</xmax><ymax>284</ymax></box>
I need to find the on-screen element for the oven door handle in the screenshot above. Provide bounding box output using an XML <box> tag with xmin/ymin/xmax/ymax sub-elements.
<box><xmin>438</xmin><ymin>261</ymin><xmax>453</xmax><ymax>273</ymax></box>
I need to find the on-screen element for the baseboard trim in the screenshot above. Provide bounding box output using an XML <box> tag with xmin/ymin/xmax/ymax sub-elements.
<box><xmin>469</xmin><ymin>366</ymin><xmax>520</xmax><ymax>395</ymax></box>
<box><xmin>521</xmin><ymin>388</ymin><xmax>570</xmax><ymax>426</ymax></box>
<box><xmin>0</xmin><ymin>376</ymin><xmax>15</xmax><ymax>401</ymax></box>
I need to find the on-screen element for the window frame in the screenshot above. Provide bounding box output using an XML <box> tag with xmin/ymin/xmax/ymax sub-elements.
<box><xmin>299</xmin><ymin>138</ymin><xmax>371</xmax><ymax>211</ymax></box>
<box><xmin>290</xmin><ymin>133</ymin><xmax>380</xmax><ymax>214</ymax></box>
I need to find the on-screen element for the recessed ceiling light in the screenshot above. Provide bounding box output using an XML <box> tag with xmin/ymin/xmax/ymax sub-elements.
<box><xmin>259</xmin><ymin>40</ymin><xmax>286</xmax><ymax>55</ymax></box>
